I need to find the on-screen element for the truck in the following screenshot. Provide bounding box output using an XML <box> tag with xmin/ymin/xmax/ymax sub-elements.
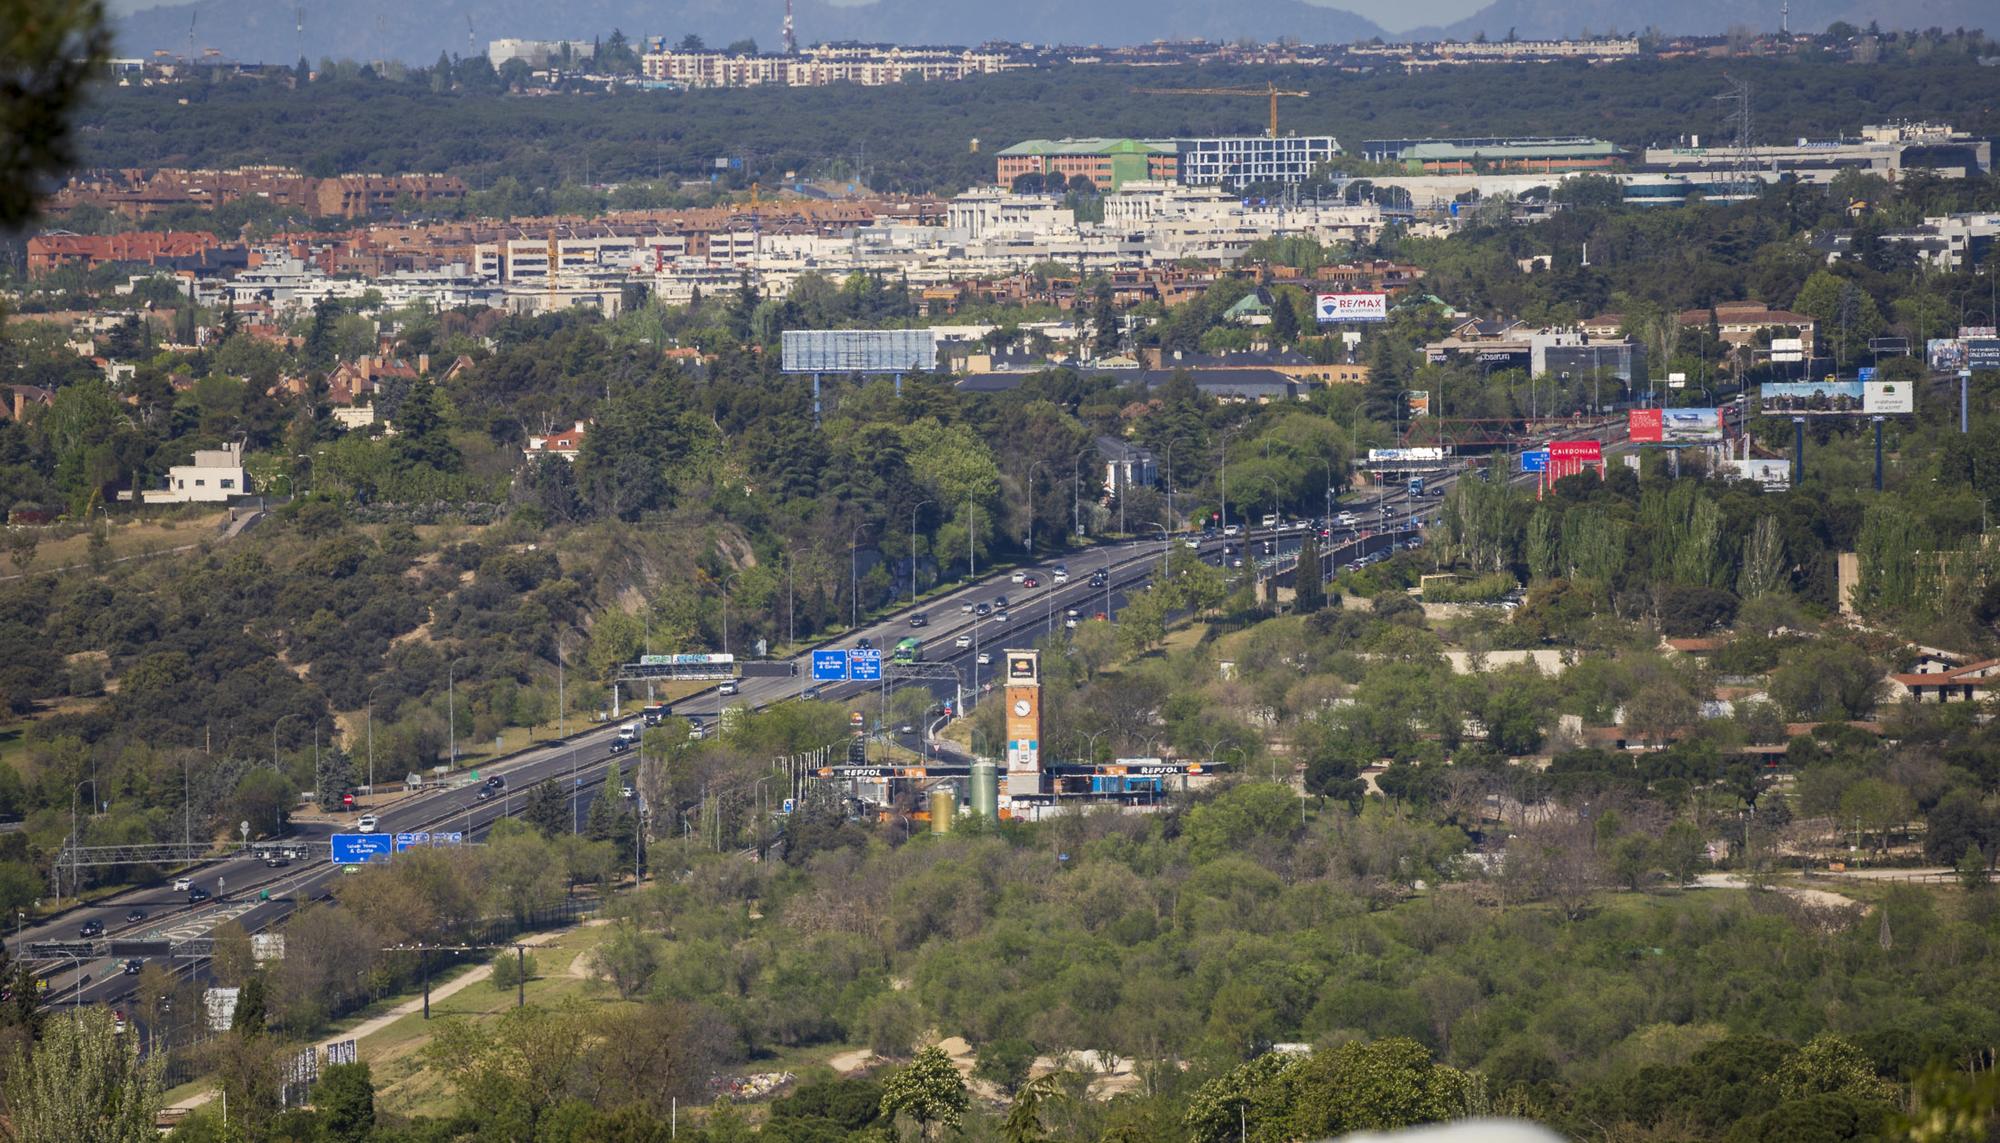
<box><xmin>1408</xmin><ymin>477</ymin><xmax>1426</xmax><ymax>497</ymax></box>
<box><xmin>641</xmin><ymin>703</ymin><xmax>670</xmax><ymax>726</ymax></box>
<box><xmin>891</xmin><ymin>637</ymin><xmax>924</xmax><ymax>665</ymax></box>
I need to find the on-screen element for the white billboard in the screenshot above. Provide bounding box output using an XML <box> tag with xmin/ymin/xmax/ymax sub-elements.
<box><xmin>1770</xmin><ymin>337</ymin><xmax>1805</xmax><ymax>364</ymax></box>
<box><xmin>780</xmin><ymin>329</ymin><xmax>938</xmax><ymax>374</ymax></box>
<box><xmin>1367</xmin><ymin>447</ymin><xmax>1448</xmax><ymax>464</ymax></box>
<box><xmin>1863</xmin><ymin>380</ymin><xmax>1913</xmax><ymax>414</ymax></box>
<box><xmin>1316</xmin><ymin>293</ymin><xmax>1388</xmax><ymax>324</ymax></box>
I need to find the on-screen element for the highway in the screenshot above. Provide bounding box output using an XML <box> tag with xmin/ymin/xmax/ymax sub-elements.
<box><xmin>21</xmin><ymin>416</ymin><xmax>1627</xmax><ymax>1012</ymax></box>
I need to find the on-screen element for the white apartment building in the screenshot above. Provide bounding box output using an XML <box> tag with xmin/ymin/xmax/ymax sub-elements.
<box><xmin>140</xmin><ymin>442</ymin><xmax>247</xmax><ymax>505</ymax></box>
<box><xmin>1176</xmin><ymin>137</ymin><xmax>1342</xmax><ymax>186</ymax></box>
<box><xmin>642</xmin><ymin>45</ymin><xmax>1021</xmax><ymax>88</ymax></box>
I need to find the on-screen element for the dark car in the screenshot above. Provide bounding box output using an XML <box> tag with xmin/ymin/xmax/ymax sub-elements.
<box><xmin>974</xmin><ymin>602</ymin><xmax>992</xmax><ymax>617</ymax></box>
<box><xmin>483</xmin><ymin>774</ymin><xmax>506</xmax><ymax>789</ymax></box>
<box><xmin>993</xmin><ymin>594</ymin><xmax>1009</xmax><ymax>609</ymax></box>
<box><xmin>122</xmin><ymin>958</ymin><xmax>144</xmax><ymax>976</ymax></box>
<box><xmin>801</xmin><ymin>686</ymin><xmax>823</xmax><ymax>700</ymax></box>
<box><xmin>909</xmin><ymin>612</ymin><xmax>929</xmax><ymax>628</ymax></box>
<box><xmin>123</xmin><ymin>909</ymin><xmax>146</xmax><ymax>924</ymax></box>
<box><xmin>264</xmin><ymin>855</ymin><xmax>290</xmax><ymax>868</ymax></box>
<box><xmin>187</xmin><ymin>887</ymin><xmax>211</xmax><ymax>903</ymax></box>
<box><xmin>857</xmin><ymin>637</ymin><xmax>873</xmax><ymax>650</ymax></box>
<box><xmin>477</xmin><ymin>786</ymin><xmax>499</xmax><ymax>801</ymax></box>
<box><xmin>78</xmin><ymin>920</ymin><xmax>104</xmax><ymax>938</ymax></box>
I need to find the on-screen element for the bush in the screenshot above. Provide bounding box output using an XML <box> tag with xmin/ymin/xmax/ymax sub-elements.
<box><xmin>1422</xmin><ymin>573</ymin><xmax>1518</xmax><ymax>603</ymax></box>
<box><xmin>491</xmin><ymin>950</ymin><xmax>538</xmax><ymax>992</ymax></box>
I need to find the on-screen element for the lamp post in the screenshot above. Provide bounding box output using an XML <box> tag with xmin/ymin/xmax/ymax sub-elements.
<box><xmin>1071</xmin><ymin>449</ymin><xmax>1092</xmax><ymax>540</ymax></box>
<box><xmin>1144</xmin><ymin>523</ymin><xmax>1169</xmax><ymax>576</ymax></box>
<box><xmin>850</xmin><ymin>526</ymin><xmax>868</xmax><ymax>630</ymax></box>
<box><xmin>909</xmin><ymin>499</ymin><xmax>933</xmax><ymax>605</ymax></box>
<box><xmin>446</xmin><ymin>658</ymin><xmax>470</xmax><ymax>770</ymax></box>
<box><xmin>1219</xmin><ymin>426</ymin><xmax>1239</xmax><ymax>536</ymax></box>
<box><xmin>365</xmin><ymin>682</ymin><xmax>389</xmax><ymax>799</ymax></box>
<box><xmin>69</xmin><ymin>778</ymin><xmax>99</xmax><ymax>901</ymax></box>
<box><xmin>1027</xmin><ymin>461</ymin><xmax>1049</xmax><ymax>558</ymax></box>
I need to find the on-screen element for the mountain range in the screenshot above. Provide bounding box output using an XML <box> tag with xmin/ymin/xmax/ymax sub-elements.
<box><xmin>114</xmin><ymin>0</ymin><xmax>1987</xmax><ymax>65</ymax></box>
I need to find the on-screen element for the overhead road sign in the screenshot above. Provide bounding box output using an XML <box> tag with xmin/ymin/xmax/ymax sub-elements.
<box><xmin>812</xmin><ymin>650</ymin><xmax>850</xmax><ymax>680</ymax></box>
<box><xmin>850</xmin><ymin>649</ymin><xmax>883</xmax><ymax>681</ymax></box>
<box><xmin>330</xmin><ymin>833</ymin><xmax>393</xmax><ymax>864</ymax></box>
<box><xmin>739</xmin><ymin>661</ymin><xmax>798</xmax><ymax>678</ymax></box>
<box><xmin>26</xmin><ymin>941</ymin><xmax>95</xmax><ymax>960</ymax></box>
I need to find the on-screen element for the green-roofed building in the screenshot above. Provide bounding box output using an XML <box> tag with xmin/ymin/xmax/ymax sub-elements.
<box><xmin>995</xmin><ymin>138</ymin><xmax>1181</xmax><ymax>190</ymax></box>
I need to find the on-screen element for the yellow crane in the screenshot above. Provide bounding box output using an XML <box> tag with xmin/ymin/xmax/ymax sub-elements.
<box><xmin>1132</xmin><ymin>82</ymin><xmax>1310</xmax><ymax>140</ymax></box>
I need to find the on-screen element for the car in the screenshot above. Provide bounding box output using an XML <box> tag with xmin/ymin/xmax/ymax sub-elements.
<box><xmin>995</xmin><ymin>609</ymin><xmax>1009</xmax><ymax>622</ymax></box>
<box><xmin>172</xmin><ymin>877</ymin><xmax>193</xmax><ymax>892</ymax></box>
<box><xmin>484</xmin><ymin>774</ymin><xmax>507</xmax><ymax>790</ymax></box>
<box><xmin>357</xmin><ymin>814</ymin><xmax>379</xmax><ymax>831</ymax></box>
<box><xmin>1021</xmin><ymin>575</ymin><xmax>1040</xmax><ymax>588</ymax></box>
<box><xmin>718</xmin><ymin>680</ymin><xmax>738</xmax><ymax>696</ymax></box>
<box><xmin>688</xmin><ymin>721</ymin><xmax>709</xmax><ymax>740</ymax></box>
<box><xmin>187</xmin><ymin>887</ymin><xmax>211</xmax><ymax>903</ymax></box>
<box><xmin>1183</xmin><ymin>537</ymin><xmax>1200</xmax><ymax>549</ymax></box>
<box><xmin>975</xmin><ymin>602</ymin><xmax>992</xmax><ymax>617</ymax></box>
<box><xmin>954</xmin><ymin>633</ymin><xmax>973</xmax><ymax>649</ymax></box>
<box><xmin>800</xmin><ymin>686</ymin><xmax>822</xmax><ymax>701</ymax></box>
<box><xmin>608</xmin><ymin>736</ymin><xmax>630</xmax><ymax>754</ymax></box>
<box><xmin>1052</xmin><ymin>570</ymin><xmax>1070</xmax><ymax>585</ymax></box>
<box><xmin>1229</xmin><ymin>557</ymin><xmax>1245</xmax><ymax>568</ymax></box>
<box><xmin>477</xmin><ymin>786</ymin><xmax>498</xmax><ymax>801</ymax></box>
<box><xmin>976</xmin><ymin>650</ymin><xmax>992</xmax><ymax>665</ymax></box>
<box><xmin>856</xmin><ymin>637</ymin><xmax>873</xmax><ymax>650</ymax></box>
<box><xmin>620</xmin><ymin>785</ymin><xmax>635</xmax><ymax>799</ymax></box>
<box><xmin>78</xmin><ymin>920</ymin><xmax>104</xmax><ymax>938</ymax></box>
<box><xmin>1010</xmin><ymin>570</ymin><xmax>1027</xmax><ymax>584</ymax></box>
<box><xmin>264</xmin><ymin>854</ymin><xmax>290</xmax><ymax>868</ymax></box>
<box><xmin>122</xmin><ymin>959</ymin><xmax>144</xmax><ymax>976</ymax></box>
<box><xmin>993</xmin><ymin>594</ymin><xmax>1009</xmax><ymax>608</ymax></box>
<box><xmin>124</xmin><ymin>909</ymin><xmax>146</xmax><ymax>924</ymax></box>
<box><xmin>897</xmin><ymin>724</ymin><xmax>916</xmax><ymax>735</ymax></box>
<box><xmin>1064</xmin><ymin>617</ymin><xmax>1078</xmax><ymax>629</ymax></box>
<box><xmin>1427</xmin><ymin>485</ymin><xmax>1446</xmax><ymax>497</ymax></box>
<box><xmin>1222</xmin><ymin>524</ymin><xmax>1241</xmax><ymax>537</ymax></box>
<box><xmin>909</xmin><ymin>612</ymin><xmax>929</xmax><ymax>628</ymax></box>
<box><xmin>112</xmin><ymin>1010</ymin><xmax>127</xmax><ymax>1034</ymax></box>
<box><xmin>960</xmin><ymin>601</ymin><xmax>975</xmax><ymax>614</ymax></box>
<box><xmin>1066</xmin><ymin>608</ymin><xmax>1081</xmax><ymax>619</ymax></box>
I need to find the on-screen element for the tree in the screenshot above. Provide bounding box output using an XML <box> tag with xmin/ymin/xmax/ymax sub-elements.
<box><xmin>4</xmin><ymin>1007</ymin><xmax>162</xmax><ymax>1143</ymax></box>
<box><xmin>314</xmin><ymin>1062</ymin><xmax>376</xmax><ymax>1143</ymax></box>
<box><xmin>1</xmin><ymin>0</ymin><xmax>108</xmax><ymax>229</ymax></box>
<box><xmin>974</xmin><ymin>1038</ymin><xmax>1037</xmax><ymax>1096</ymax></box>
<box><xmin>1774</xmin><ymin>1034</ymin><xmax>1898</xmax><ymax>1104</ymax></box>
<box><xmin>591</xmin><ymin>918</ymin><xmax>661</xmax><ymax>1000</ymax></box>
<box><xmin>524</xmin><ymin>779</ymin><xmax>571</xmax><ymax>838</ymax></box>
<box><xmin>1293</xmin><ymin>531</ymin><xmax>1325</xmax><ymax>613</ymax></box>
<box><xmin>1284</xmin><ymin>1038</ymin><xmax>1481</xmax><ymax>1139</ymax></box>
<box><xmin>879</xmin><ymin>1045</ymin><xmax>969</xmax><ymax>1139</ymax></box>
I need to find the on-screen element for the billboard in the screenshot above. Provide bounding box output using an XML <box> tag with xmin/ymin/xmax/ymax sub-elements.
<box><xmin>1632</xmin><ymin>407</ymin><xmax>1723</xmax><ymax>444</ymax></box>
<box><xmin>1760</xmin><ymin>380</ymin><xmax>1864</xmax><ymax>415</ymax></box>
<box><xmin>780</xmin><ymin>329</ymin><xmax>937</xmax><ymax>374</ymax></box>
<box><xmin>1971</xmin><ymin>340</ymin><xmax>2000</xmax><ymax>370</ymax></box>
<box><xmin>1315</xmin><ymin>293</ymin><xmax>1388</xmax><ymax>323</ymax></box>
<box><xmin>1628</xmin><ymin>409</ymin><xmax>1663</xmax><ymax>443</ymax></box>
<box><xmin>638</xmin><ymin>653</ymin><xmax>734</xmax><ymax>667</ymax></box>
<box><xmin>1930</xmin><ymin>339</ymin><xmax>1969</xmax><ymax>371</ymax></box>
<box><xmin>1863</xmin><ymin>380</ymin><xmax>1913</xmax><ymax>414</ymax></box>
<box><xmin>1405</xmin><ymin>390</ymin><xmax>1431</xmax><ymax>418</ymax></box>
<box><xmin>1367</xmin><ymin>447</ymin><xmax>1449</xmax><ymax>465</ymax></box>
<box><xmin>1549</xmin><ymin>440</ymin><xmax>1603</xmax><ymax>463</ymax></box>
<box><xmin>330</xmin><ymin>833</ymin><xmax>393</xmax><ymax>864</ymax></box>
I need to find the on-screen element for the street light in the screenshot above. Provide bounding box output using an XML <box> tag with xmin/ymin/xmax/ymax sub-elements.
<box><xmin>446</xmin><ymin>658</ymin><xmax>471</xmax><ymax>770</ymax></box>
<box><xmin>69</xmin><ymin>778</ymin><xmax>99</xmax><ymax>901</ymax></box>
<box><xmin>909</xmin><ymin>499</ymin><xmax>933</xmax><ymax>605</ymax></box>
<box><xmin>850</xmin><ymin>526</ymin><xmax>869</xmax><ymax>630</ymax></box>
<box><xmin>365</xmin><ymin>682</ymin><xmax>390</xmax><ymax>799</ymax></box>
<box><xmin>1028</xmin><ymin>461</ymin><xmax>1050</xmax><ymax>558</ymax></box>
<box><xmin>1219</xmin><ymin>426</ymin><xmax>1239</xmax><ymax>535</ymax></box>
<box><xmin>1144</xmin><ymin>523</ymin><xmax>1169</xmax><ymax>576</ymax></box>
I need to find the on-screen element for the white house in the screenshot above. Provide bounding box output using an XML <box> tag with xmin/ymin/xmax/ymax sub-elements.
<box><xmin>141</xmin><ymin>442</ymin><xmax>246</xmax><ymax>504</ymax></box>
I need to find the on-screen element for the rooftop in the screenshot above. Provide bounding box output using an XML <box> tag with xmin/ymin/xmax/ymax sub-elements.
<box><xmin>995</xmin><ymin>138</ymin><xmax>1178</xmax><ymax>158</ymax></box>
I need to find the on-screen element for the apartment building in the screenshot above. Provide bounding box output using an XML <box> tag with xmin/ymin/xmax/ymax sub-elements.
<box><xmin>1175</xmin><ymin>136</ymin><xmax>1342</xmax><ymax>185</ymax></box>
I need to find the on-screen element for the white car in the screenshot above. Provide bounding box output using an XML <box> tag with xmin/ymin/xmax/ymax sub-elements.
<box><xmin>357</xmin><ymin>814</ymin><xmax>378</xmax><ymax>831</ymax></box>
<box><xmin>718</xmin><ymin>680</ymin><xmax>738</xmax><ymax>696</ymax></box>
<box><xmin>1010</xmin><ymin>570</ymin><xmax>1027</xmax><ymax>584</ymax></box>
<box><xmin>954</xmin><ymin>633</ymin><xmax>973</xmax><ymax>649</ymax></box>
<box><xmin>977</xmin><ymin>651</ymin><xmax>992</xmax><ymax>665</ymax></box>
<box><xmin>172</xmin><ymin>876</ymin><xmax>193</xmax><ymax>892</ymax></box>
<box><xmin>1052</xmin><ymin>570</ymin><xmax>1070</xmax><ymax>585</ymax></box>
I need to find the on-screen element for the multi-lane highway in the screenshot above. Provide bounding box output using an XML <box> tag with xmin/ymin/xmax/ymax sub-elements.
<box><xmin>23</xmin><ymin>417</ymin><xmax>1626</xmax><ymax>1011</ymax></box>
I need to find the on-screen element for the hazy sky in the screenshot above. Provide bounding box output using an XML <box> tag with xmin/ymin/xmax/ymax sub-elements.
<box><xmin>106</xmin><ymin>0</ymin><xmax>1490</xmax><ymax>35</ymax></box>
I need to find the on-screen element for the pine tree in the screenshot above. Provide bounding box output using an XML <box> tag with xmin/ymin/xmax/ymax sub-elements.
<box><xmin>1294</xmin><ymin>531</ymin><xmax>1325</xmax><ymax>613</ymax></box>
<box><xmin>586</xmin><ymin>760</ymin><xmax>622</xmax><ymax>842</ymax></box>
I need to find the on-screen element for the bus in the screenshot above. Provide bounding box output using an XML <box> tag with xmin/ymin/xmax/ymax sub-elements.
<box><xmin>892</xmin><ymin>637</ymin><xmax>924</xmax><ymax>665</ymax></box>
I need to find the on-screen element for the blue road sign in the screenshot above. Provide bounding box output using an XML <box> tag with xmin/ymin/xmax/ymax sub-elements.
<box><xmin>1857</xmin><ymin>367</ymin><xmax>1877</xmax><ymax>381</ymax></box>
<box><xmin>850</xmin><ymin>649</ymin><xmax>882</xmax><ymax>681</ymax></box>
<box><xmin>330</xmin><ymin>833</ymin><xmax>393</xmax><ymax>864</ymax></box>
<box><xmin>437</xmin><ymin>832</ymin><xmax>464</xmax><ymax>845</ymax></box>
<box><xmin>393</xmin><ymin>832</ymin><xmax>430</xmax><ymax>851</ymax></box>
<box><xmin>1521</xmin><ymin>450</ymin><xmax>1549</xmax><ymax>473</ymax></box>
<box><xmin>811</xmin><ymin>650</ymin><xmax>849</xmax><ymax>681</ymax></box>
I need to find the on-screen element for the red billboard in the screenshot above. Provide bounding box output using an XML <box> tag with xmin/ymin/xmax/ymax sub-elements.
<box><xmin>1628</xmin><ymin>409</ymin><xmax>1663</xmax><ymax>443</ymax></box>
<box><xmin>1548</xmin><ymin>440</ymin><xmax>1603</xmax><ymax>463</ymax></box>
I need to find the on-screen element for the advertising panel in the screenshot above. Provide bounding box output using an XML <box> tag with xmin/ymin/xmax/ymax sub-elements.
<box><xmin>1970</xmin><ymin>340</ymin><xmax>2000</xmax><ymax>370</ymax></box>
<box><xmin>811</xmin><ymin>650</ymin><xmax>849</xmax><ymax>681</ymax></box>
<box><xmin>1628</xmin><ymin>409</ymin><xmax>1663</xmax><ymax>443</ymax></box>
<box><xmin>638</xmin><ymin>653</ymin><xmax>734</xmax><ymax>666</ymax></box>
<box><xmin>1548</xmin><ymin>440</ymin><xmax>1603</xmax><ymax>463</ymax></box>
<box><xmin>780</xmin><ymin>328</ymin><xmax>937</xmax><ymax>375</ymax></box>
<box><xmin>1405</xmin><ymin>390</ymin><xmax>1431</xmax><ymax>418</ymax></box>
<box><xmin>1366</xmin><ymin>447</ymin><xmax>1449</xmax><ymax>465</ymax></box>
<box><xmin>1760</xmin><ymin>381</ymin><xmax>1864</xmax><ymax>415</ymax></box>
<box><xmin>1657</xmin><ymin>408</ymin><xmax>1723</xmax><ymax>444</ymax></box>
<box><xmin>1929</xmin><ymin>339</ymin><xmax>1968</xmax><ymax>372</ymax></box>
<box><xmin>1315</xmin><ymin>293</ymin><xmax>1388</xmax><ymax>323</ymax></box>
<box><xmin>1863</xmin><ymin>380</ymin><xmax>1913</xmax><ymax>414</ymax></box>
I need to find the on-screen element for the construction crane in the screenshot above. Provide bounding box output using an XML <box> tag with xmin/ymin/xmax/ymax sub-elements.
<box><xmin>1132</xmin><ymin>81</ymin><xmax>1310</xmax><ymax>140</ymax></box>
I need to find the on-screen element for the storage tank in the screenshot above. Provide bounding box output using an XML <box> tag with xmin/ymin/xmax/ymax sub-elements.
<box><xmin>928</xmin><ymin>786</ymin><xmax>957</xmax><ymax>834</ymax></box>
<box><xmin>970</xmin><ymin>759</ymin><xmax>999</xmax><ymax>822</ymax></box>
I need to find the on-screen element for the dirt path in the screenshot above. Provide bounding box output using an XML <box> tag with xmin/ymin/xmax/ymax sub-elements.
<box><xmin>1692</xmin><ymin>873</ymin><xmax>1862</xmax><ymax>910</ymax></box>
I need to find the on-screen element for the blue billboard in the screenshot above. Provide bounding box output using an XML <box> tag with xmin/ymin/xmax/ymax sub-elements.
<box><xmin>1521</xmin><ymin>450</ymin><xmax>1549</xmax><ymax>473</ymax></box>
<box><xmin>811</xmin><ymin>650</ymin><xmax>849</xmax><ymax>681</ymax></box>
<box><xmin>850</xmin><ymin>649</ymin><xmax>882</xmax><ymax>682</ymax></box>
<box><xmin>330</xmin><ymin>833</ymin><xmax>393</xmax><ymax>864</ymax></box>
